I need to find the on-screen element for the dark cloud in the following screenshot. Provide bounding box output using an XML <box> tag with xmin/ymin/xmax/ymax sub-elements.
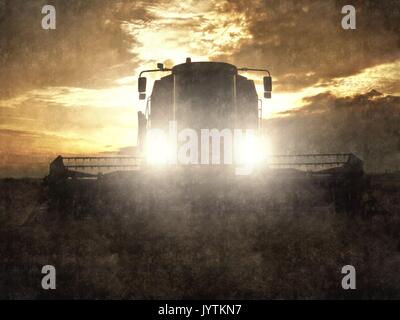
<box><xmin>265</xmin><ymin>90</ymin><xmax>400</xmax><ymax>172</ymax></box>
<box><xmin>216</xmin><ymin>0</ymin><xmax>400</xmax><ymax>91</ymax></box>
<box><xmin>0</xmin><ymin>0</ymin><xmax>151</xmax><ymax>98</ymax></box>
<box><xmin>2</xmin><ymin>0</ymin><xmax>399</xmax><ymax>96</ymax></box>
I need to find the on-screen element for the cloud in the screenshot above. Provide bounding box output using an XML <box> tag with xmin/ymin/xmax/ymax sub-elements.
<box><xmin>215</xmin><ymin>0</ymin><xmax>400</xmax><ymax>91</ymax></box>
<box><xmin>2</xmin><ymin>0</ymin><xmax>399</xmax><ymax>96</ymax></box>
<box><xmin>0</xmin><ymin>0</ymin><xmax>143</xmax><ymax>99</ymax></box>
<box><xmin>0</xmin><ymin>91</ymin><xmax>137</xmax><ymax>159</ymax></box>
<box><xmin>121</xmin><ymin>0</ymin><xmax>253</xmax><ymax>68</ymax></box>
<box><xmin>265</xmin><ymin>90</ymin><xmax>400</xmax><ymax>172</ymax></box>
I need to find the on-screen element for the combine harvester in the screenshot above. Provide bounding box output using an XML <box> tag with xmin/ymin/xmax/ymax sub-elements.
<box><xmin>46</xmin><ymin>59</ymin><xmax>364</xmax><ymax>212</ymax></box>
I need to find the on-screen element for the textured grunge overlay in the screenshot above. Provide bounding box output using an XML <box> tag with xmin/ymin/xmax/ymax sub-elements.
<box><xmin>0</xmin><ymin>1</ymin><xmax>399</xmax><ymax>299</ymax></box>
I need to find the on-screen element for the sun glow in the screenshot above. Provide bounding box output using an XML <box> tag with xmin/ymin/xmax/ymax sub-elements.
<box><xmin>325</xmin><ymin>60</ymin><xmax>400</xmax><ymax>97</ymax></box>
<box><xmin>121</xmin><ymin>0</ymin><xmax>252</xmax><ymax>73</ymax></box>
<box><xmin>234</xmin><ymin>133</ymin><xmax>269</xmax><ymax>165</ymax></box>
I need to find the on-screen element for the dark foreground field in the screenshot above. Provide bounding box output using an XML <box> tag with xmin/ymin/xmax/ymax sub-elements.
<box><xmin>0</xmin><ymin>172</ymin><xmax>399</xmax><ymax>299</ymax></box>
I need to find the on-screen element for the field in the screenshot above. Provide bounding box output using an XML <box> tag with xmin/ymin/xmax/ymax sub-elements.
<box><xmin>0</xmin><ymin>172</ymin><xmax>399</xmax><ymax>299</ymax></box>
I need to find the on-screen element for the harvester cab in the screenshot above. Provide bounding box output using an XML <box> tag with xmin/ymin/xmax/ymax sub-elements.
<box><xmin>137</xmin><ymin>58</ymin><xmax>271</xmax><ymax>165</ymax></box>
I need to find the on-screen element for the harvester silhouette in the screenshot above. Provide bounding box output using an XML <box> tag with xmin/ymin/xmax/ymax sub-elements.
<box><xmin>46</xmin><ymin>58</ymin><xmax>364</xmax><ymax>212</ymax></box>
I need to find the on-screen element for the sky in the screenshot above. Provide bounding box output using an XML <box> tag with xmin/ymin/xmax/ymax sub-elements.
<box><xmin>0</xmin><ymin>0</ymin><xmax>399</xmax><ymax>176</ymax></box>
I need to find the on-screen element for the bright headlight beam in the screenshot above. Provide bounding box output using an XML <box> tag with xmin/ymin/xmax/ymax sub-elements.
<box><xmin>145</xmin><ymin>130</ymin><xmax>172</xmax><ymax>165</ymax></box>
<box><xmin>234</xmin><ymin>134</ymin><xmax>266</xmax><ymax>166</ymax></box>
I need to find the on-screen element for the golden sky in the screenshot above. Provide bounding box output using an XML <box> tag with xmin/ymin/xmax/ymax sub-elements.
<box><xmin>0</xmin><ymin>0</ymin><xmax>399</xmax><ymax>176</ymax></box>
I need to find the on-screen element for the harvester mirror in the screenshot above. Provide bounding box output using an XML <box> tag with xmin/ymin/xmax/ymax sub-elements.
<box><xmin>264</xmin><ymin>91</ymin><xmax>271</xmax><ymax>99</ymax></box>
<box><xmin>138</xmin><ymin>77</ymin><xmax>147</xmax><ymax>93</ymax></box>
<box><xmin>263</xmin><ymin>76</ymin><xmax>272</xmax><ymax>98</ymax></box>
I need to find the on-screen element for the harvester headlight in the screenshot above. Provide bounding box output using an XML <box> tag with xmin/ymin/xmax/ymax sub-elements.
<box><xmin>145</xmin><ymin>130</ymin><xmax>175</xmax><ymax>165</ymax></box>
<box><xmin>234</xmin><ymin>134</ymin><xmax>266</xmax><ymax>166</ymax></box>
